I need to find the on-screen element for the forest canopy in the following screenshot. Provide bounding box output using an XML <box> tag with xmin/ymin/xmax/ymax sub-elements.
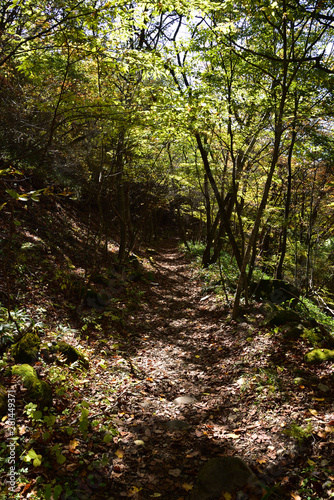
<box><xmin>1</xmin><ymin>0</ymin><xmax>334</xmax><ymax>316</ymax></box>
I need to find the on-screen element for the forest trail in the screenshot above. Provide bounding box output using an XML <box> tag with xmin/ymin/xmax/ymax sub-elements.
<box><xmin>83</xmin><ymin>238</ymin><xmax>325</xmax><ymax>499</ymax></box>
<box><xmin>2</xmin><ymin>234</ymin><xmax>334</xmax><ymax>500</ymax></box>
<box><xmin>101</xmin><ymin>236</ymin><xmax>249</xmax><ymax>498</ymax></box>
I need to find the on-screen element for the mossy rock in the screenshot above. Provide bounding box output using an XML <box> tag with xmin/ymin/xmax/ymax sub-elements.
<box><xmin>90</xmin><ymin>273</ymin><xmax>110</xmax><ymax>285</ymax></box>
<box><xmin>0</xmin><ymin>384</ymin><xmax>7</xmax><ymax>416</ymax></box>
<box><xmin>128</xmin><ymin>254</ymin><xmax>141</xmax><ymax>268</ymax></box>
<box><xmin>283</xmin><ymin>323</ymin><xmax>305</xmax><ymax>340</ymax></box>
<box><xmin>250</xmin><ymin>279</ymin><xmax>299</xmax><ymax>305</ymax></box>
<box><xmin>294</xmin><ymin>375</ymin><xmax>320</xmax><ymax>387</ymax></box>
<box><xmin>84</xmin><ymin>289</ymin><xmax>109</xmax><ymax>309</ymax></box>
<box><xmin>190</xmin><ymin>457</ymin><xmax>260</xmax><ymax>500</ymax></box>
<box><xmin>11</xmin><ymin>331</ymin><xmax>41</xmax><ymax>363</ymax></box>
<box><xmin>54</xmin><ymin>341</ymin><xmax>89</xmax><ymax>368</ymax></box>
<box><xmin>301</xmin><ymin>328</ymin><xmax>329</xmax><ymax>347</ymax></box>
<box><xmin>259</xmin><ymin>301</ymin><xmax>278</xmax><ymax>316</ymax></box>
<box><xmin>304</xmin><ymin>349</ymin><xmax>334</xmax><ymax>364</ymax></box>
<box><xmin>12</xmin><ymin>364</ymin><xmax>52</xmax><ymax>407</ymax></box>
<box><xmin>265</xmin><ymin>308</ymin><xmax>301</xmax><ymax>327</ymax></box>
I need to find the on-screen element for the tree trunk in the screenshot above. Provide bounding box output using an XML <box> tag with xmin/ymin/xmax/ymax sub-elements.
<box><xmin>276</xmin><ymin>96</ymin><xmax>299</xmax><ymax>279</ymax></box>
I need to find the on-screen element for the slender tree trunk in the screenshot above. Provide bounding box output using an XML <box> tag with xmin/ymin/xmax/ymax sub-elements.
<box><xmin>305</xmin><ymin>168</ymin><xmax>317</xmax><ymax>295</ymax></box>
<box><xmin>195</xmin><ymin>132</ymin><xmax>243</xmax><ymax>270</ymax></box>
<box><xmin>232</xmin><ymin>83</ymin><xmax>288</xmax><ymax>318</ymax></box>
<box><xmin>276</xmin><ymin>96</ymin><xmax>299</xmax><ymax>279</ymax></box>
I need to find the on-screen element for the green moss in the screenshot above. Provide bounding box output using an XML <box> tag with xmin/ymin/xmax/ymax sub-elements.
<box><xmin>265</xmin><ymin>308</ymin><xmax>301</xmax><ymax>327</ymax></box>
<box><xmin>301</xmin><ymin>328</ymin><xmax>324</xmax><ymax>347</ymax></box>
<box><xmin>304</xmin><ymin>349</ymin><xmax>334</xmax><ymax>364</ymax></box>
<box><xmin>283</xmin><ymin>323</ymin><xmax>304</xmax><ymax>340</ymax></box>
<box><xmin>55</xmin><ymin>341</ymin><xmax>89</xmax><ymax>368</ymax></box>
<box><xmin>11</xmin><ymin>331</ymin><xmax>41</xmax><ymax>363</ymax></box>
<box><xmin>284</xmin><ymin>422</ymin><xmax>313</xmax><ymax>444</ymax></box>
<box><xmin>0</xmin><ymin>384</ymin><xmax>7</xmax><ymax>416</ymax></box>
<box><xmin>12</xmin><ymin>364</ymin><xmax>52</xmax><ymax>407</ymax></box>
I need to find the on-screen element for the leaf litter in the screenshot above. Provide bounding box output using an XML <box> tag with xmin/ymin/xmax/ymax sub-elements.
<box><xmin>1</xmin><ymin>233</ymin><xmax>333</xmax><ymax>499</ymax></box>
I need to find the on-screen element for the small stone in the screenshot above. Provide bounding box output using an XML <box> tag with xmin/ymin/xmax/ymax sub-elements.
<box><xmin>163</xmin><ymin>420</ymin><xmax>191</xmax><ymax>431</ymax></box>
<box><xmin>174</xmin><ymin>395</ymin><xmax>197</xmax><ymax>405</ymax></box>
<box><xmin>134</xmin><ymin>440</ymin><xmax>145</xmax><ymax>446</ymax></box>
<box><xmin>318</xmin><ymin>383</ymin><xmax>330</xmax><ymax>393</ymax></box>
<box><xmin>276</xmin><ymin>449</ymin><xmax>286</xmax><ymax>456</ymax></box>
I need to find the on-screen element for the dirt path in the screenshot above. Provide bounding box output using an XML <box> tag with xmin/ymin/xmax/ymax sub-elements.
<box><xmin>84</xmin><ymin>238</ymin><xmax>333</xmax><ymax>499</ymax></box>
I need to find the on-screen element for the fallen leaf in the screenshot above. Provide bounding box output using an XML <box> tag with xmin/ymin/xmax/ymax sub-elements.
<box><xmin>291</xmin><ymin>494</ymin><xmax>302</xmax><ymax>500</ymax></box>
<box><xmin>223</xmin><ymin>493</ymin><xmax>232</xmax><ymax>500</ymax></box>
<box><xmin>128</xmin><ymin>485</ymin><xmax>142</xmax><ymax>495</ymax></box>
<box><xmin>115</xmin><ymin>449</ymin><xmax>124</xmax><ymax>459</ymax></box>
<box><xmin>69</xmin><ymin>439</ymin><xmax>79</xmax><ymax>452</ymax></box>
<box><xmin>21</xmin><ymin>482</ymin><xmax>32</xmax><ymax>494</ymax></box>
<box><xmin>226</xmin><ymin>433</ymin><xmax>240</xmax><ymax>439</ymax></box>
<box><xmin>66</xmin><ymin>463</ymin><xmax>78</xmax><ymax>472</ymax></box>
<box><xmin>169</xmin><ymin>468</ymin><xmax>181</xmax><ymax>477</ymax></box>
<box><xmin>182</xmin><ymin>483</ymin><xmax>193</xmax><ymax>492</ymax></box>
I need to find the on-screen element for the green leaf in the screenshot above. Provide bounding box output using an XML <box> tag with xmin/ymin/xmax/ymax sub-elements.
<box><xmin>23</xmin><ymin>448</ymin><xmax>42</xmax><ymax>466</ymax></box>
<box><xmin>103</xmin><ymin>433</ymin><xmax>113</xmax><ymax>444</ymax></box>
<box><xmin>44</xmin><ymin>414</ymin><xmax>57</xmax><ymax>427</ymax></box>
<box><xmin>44</xmin><ymin>484</ymin><xmax>52</xmax><ymax>500</ymax></box>
<box><xmin>27</xmin><ymin>449</ymin><xmax>38</xmax><ymax>460</ymax></box>
<box><xmin>56</xmin><ymin>453</ymin><xmax>66</xmax><ymax>465</ymax></box>
<box><xmin>33</xmin><ymin>410</ymin><xmax>43</xmax><ymax>420</ymax></box>
<box><xmin>79</xmin><ymin>407</ymin><xmax>89</xmax><ymax>433</ymax></box>
<box><xmin>53</xmin><ymin>485</ymin><xmax>63</xmax><ymax>500</ymax></box>
<box><xmin>5</xmin><ymin>189</ymin><xmax>19</xmax><ymax>199</ymax></box>
<box><xmin>33</xmin><ymin>454</ymin><xmax>42</xmax><ymax>467</ymax></box>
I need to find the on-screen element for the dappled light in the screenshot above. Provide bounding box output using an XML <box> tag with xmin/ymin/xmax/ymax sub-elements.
<box><xmin>1</xmin><ymin>0</ymin><xmax>334</xmax><ymax>498</ymax></box>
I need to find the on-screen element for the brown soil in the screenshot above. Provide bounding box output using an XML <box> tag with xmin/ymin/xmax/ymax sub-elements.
<box><xmin>81</xmin><ymin>237</ymin><xmax>334</xmax><ymax>499</ymax></box>
<box><xmin>1</xmin><ymin>212</ymin><xmax>334</xmax><ymax>500</ymax></box>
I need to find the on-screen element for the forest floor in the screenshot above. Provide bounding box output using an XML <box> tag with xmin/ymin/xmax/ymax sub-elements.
<box><xmin>1</xmin><ymin>201</ymin><xmax>334</xmax><ymax>500</ymax></box>
<box><xmin>89</xmin><ymin>237</ymin><xmax>333</xmax><ymax>500</ymax></box>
